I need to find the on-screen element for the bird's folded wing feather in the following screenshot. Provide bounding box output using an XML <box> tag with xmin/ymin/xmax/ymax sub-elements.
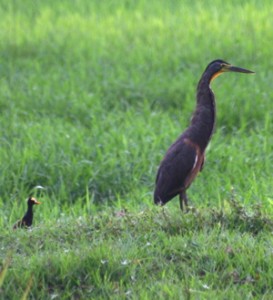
<box><xmin>155</xmin><ymin>139</ymin><xmax>198</xmax><ymax>201</ymax></box>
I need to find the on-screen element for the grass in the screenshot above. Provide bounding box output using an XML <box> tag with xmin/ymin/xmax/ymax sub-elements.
<box><xmin>0</xmin><ymin>0</ymin><xmax>273</xmax><ymax>298</ymax></box>
<box><xmin>1</xmin><ymin>202</ymin><xmax>273</xmax><ymax>299</ymax></box>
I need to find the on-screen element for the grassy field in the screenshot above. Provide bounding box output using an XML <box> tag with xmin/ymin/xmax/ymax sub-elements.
<box><xmin>1</xmin><ymin>0</ymin><xmax>273</xmax><ymax>299</ymax></box>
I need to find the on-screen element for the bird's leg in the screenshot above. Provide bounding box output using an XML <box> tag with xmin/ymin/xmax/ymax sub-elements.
<box><xmin>179</xmin><ymin>190</ymin><xmax>188</xmax><ymax>212</ymax></box>
<box><xmin>179</xmin><ymin>195</ymin><xmax>183</xmax><ymax>211</ymax></box>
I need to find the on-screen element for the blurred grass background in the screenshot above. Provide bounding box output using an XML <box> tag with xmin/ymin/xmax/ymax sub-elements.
<box><xmin>1</xmin><ymin>0</ymin><xmax>272</xmax><ymax>215</ymax></box>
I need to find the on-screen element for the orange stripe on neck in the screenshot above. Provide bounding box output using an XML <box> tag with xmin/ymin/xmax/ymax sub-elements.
<box><xmin>211</xmin><ymin>70</ymin><xmax>224</xmax><ymax>82</ymax></box>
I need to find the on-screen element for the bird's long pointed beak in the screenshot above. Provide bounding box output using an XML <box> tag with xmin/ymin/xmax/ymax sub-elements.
<box><xmin>224</xmin><ymin>65</ymin><xmax>255</xmax><ymax>74</ymax></box>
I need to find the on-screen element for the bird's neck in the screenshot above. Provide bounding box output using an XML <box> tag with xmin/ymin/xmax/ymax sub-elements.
<box><xmin>25</xmin><ymin>204</ymin><xmax>34</xmax><ymax>219</ymax></box>
<box><xmin>188</xmin><ymin>79</ymin><xmax>216</xmax><ymax>151</ymax></box>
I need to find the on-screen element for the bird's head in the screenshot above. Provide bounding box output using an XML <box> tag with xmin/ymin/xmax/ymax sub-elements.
<box><xmin>27</xmin><ymin>197</ymin><xmax>41</xmax><ymax>206</ymax></box>
<box><xmin>205</xmin><ymin>59</ymin><xmax>255</xmax><ymax>82</ymax></box>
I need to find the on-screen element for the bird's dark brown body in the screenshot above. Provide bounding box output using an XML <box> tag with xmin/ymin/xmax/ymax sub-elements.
<box><xmin>154</xmin><ymin>60</ymin><xmax>254</xmax><ymax>210</ymax></box>
<box><xmin>13</xmin><ymin>197</ymin><xmax>41</xmax><ymax>229</ymax></box>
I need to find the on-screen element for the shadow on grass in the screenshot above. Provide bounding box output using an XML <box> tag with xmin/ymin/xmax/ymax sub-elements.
<box><xmin>154</xmin><ymin>198</ymin><xmax>273</xmax><ymax>236</ymax></box>
<box><xmin>84</xmin><ymin>197</ymin><xmax>273</xmax><ymax>242</ymax></box>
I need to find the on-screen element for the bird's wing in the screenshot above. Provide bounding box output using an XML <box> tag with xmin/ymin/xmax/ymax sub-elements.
<box><xmin>199</xmin><ymin>155</ymin><xmax>205</xmax><ymax>172</ymax></box>
<box><xmin>154</xmin><ymin>138</ymin><xmax>198</xmax><ymax>204</ymax></box>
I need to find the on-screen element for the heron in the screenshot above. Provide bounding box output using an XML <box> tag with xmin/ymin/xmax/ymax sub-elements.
<box><xmin>154</xmin><ymin>59</ymin><xmax>254</xmax><ymax>211</ymax></box>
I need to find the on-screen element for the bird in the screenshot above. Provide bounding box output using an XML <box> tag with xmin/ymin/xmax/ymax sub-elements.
<box><xmin>154</xmin><ymin>59</ymin><xmax>254</xmax><ymax>211</ymax></box>
<box><xmin>13</xmin><ymin>197</ymin><xmax>42</xmax><ymax>229</ymax></box>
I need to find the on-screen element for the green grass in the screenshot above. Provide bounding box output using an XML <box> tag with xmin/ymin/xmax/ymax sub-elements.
<box><xmin>1</xmin><ymin>0</ymin><xmax>273</xmax><ymax>298</ymax></box>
